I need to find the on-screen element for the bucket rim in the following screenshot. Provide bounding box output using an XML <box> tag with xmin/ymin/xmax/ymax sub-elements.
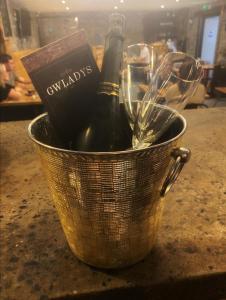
<box><xmin>28</xmin><ymin>110</ymin><xmax>187</xmax><ymax>156</ymax></box>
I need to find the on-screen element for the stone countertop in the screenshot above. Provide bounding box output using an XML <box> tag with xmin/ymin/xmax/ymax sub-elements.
<box><xmin>1</xmin><ymin>108</ymin><xmax>226</xmax><ymax>300</ymax></box>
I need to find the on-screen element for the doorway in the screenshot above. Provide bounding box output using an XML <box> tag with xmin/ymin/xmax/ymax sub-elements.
<box><xmin>200</xmin><ymin>15</ymin><xmax>220</xmax><ymax>64</ymax></box>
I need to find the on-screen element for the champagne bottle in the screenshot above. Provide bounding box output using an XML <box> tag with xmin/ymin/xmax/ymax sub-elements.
<box><xmin>71</xmin><ymin>13</ymin><xmax>131</xmax><ymax>152</ymax></box>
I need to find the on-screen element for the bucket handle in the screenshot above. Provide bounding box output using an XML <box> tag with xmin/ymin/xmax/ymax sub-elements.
<box><xmin>160</xmin><ymin>147</ymin><xmax>191</xmax><ymax>197</ymax></box>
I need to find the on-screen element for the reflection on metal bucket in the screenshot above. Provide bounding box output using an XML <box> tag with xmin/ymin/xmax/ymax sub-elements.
<box><xmin>28</xmin><ymin>106</ymin><xmax>190</xmax><ymax>269</ymax></box>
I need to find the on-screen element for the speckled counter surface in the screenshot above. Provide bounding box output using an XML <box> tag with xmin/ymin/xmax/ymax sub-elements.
<box><xmin>1</xmin><ymin>108</ymin><xmax>226</xmax><ymax>300</ymax></box>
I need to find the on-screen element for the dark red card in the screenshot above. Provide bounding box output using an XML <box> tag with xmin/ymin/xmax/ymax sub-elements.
<box><xmin>22</xmin><ymin>30</ymin><xmax>100</xmax><ymax>142</ymax></box>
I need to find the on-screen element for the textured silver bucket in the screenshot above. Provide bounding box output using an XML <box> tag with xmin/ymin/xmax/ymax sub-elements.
<box><xmin>28</xmin><ymin>106</ymin><xmax>190</xmax><ymax>269</ymax></box>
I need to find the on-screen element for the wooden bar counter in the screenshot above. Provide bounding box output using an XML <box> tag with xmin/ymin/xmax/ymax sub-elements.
<box><xmin>0</xmin><ymin>108</ymin><xmax>226</xmax><ymax>300</ymax></box>
<box><xmin>0</xmin><ymin>93</ymin><xmax>43</xmax><ymax>121</ymax></box>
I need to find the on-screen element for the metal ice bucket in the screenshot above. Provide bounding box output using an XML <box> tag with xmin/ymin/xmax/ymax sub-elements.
<box><xmin>28</xmin><ymin>106</ymin><xmax>190</xmax><ymax>269</ymax></box>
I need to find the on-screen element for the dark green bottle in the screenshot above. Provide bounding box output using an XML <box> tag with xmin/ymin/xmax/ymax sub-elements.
<box><xmin>71</xmin><ymin>13</ymin><xmax>131</xmax><ymax>152</ymax></box>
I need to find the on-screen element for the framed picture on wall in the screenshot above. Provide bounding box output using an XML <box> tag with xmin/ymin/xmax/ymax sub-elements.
<box><xmin>0</xmin><ymin>14</ymin><xmax>5</xmax><ymax>38</ymax></box>
<box><xmin>0</xmin><ymin>15</ymin><xmax>7</xmax><ymax>53</ymax></box>
<box><xmin>0</xmin><ymin>0</ymin><xmax>12</xmax><ymax>37</ymax></box>
<box><xmin>13</xmin><ymin>9</ymin><xmax>22</xmax><ymax>37</ymax></box>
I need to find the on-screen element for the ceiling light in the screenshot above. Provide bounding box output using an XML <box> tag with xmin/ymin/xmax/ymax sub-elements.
<box><xmin>114</xmin><ymin>6</ymin><xmax>118</xmax><ymax>10</ymax></box>
<box><xmin>66</xmin><ymin>6</ymin><xmax>70</xmax><ymax>10</ymax></box>
<box><xmin>160</xmin><ymin>4</ymin><xmax>165</xmax><ymax>8</ymax></box>
<box><xmin>176</xmin><ymin>0</ymin><xmax>179</xmax><ymax>2</ymax></box>
<box><xmin>120</xmin><ymin>0</ymin><xmax>124</xmax><ymax>3</ymax></box>
<box><xmin>61</xmin><ymin>0</ymin><xmax>66</xmax><ymax>4</ymax></box>
<box><xmin>74</xmin><ymin>17</ymin><xmax>78</xmax><ymax>22</ymax></box>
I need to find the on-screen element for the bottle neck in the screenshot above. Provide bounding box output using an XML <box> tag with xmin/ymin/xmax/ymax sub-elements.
<box><xmin>98</xmin><ymin>82</ymin><xmax>119</xmax><ymax>97</ymax></box>
<box><xmin>98</xmin><ymin>33</ymin><xmax>124</xmax><ymax>97</ymax></box>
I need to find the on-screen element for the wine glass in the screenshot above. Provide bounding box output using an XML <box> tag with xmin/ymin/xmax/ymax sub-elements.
<box><xmin>121</xmin><ymin>43</ymin><xmax>159</xmax><ymax>130</ymax></box>
<box><xmin>133</xmin><ymin>52</ymin><xmax>204</xmax><ymax>149</ymax></box>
